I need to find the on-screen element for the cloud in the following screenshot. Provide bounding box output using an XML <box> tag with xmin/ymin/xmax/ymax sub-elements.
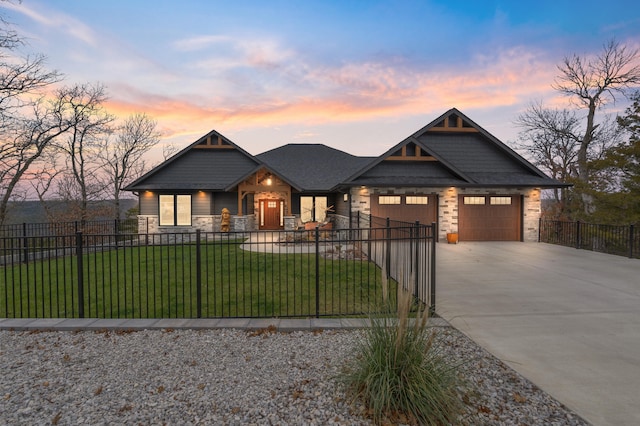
<box><xmin>102</xmin><ymin>44</ymin><xmax>560</xmax><ymax>143</ymax></box>
<box><xmin>3</xmin><ymin>1</ymin><xmax>97</xmax><ymax>46</ymax></box>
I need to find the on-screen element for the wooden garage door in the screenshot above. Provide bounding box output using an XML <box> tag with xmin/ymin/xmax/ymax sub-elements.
<box><xmin>371</xmin><ymin>194</ymin><xmax>437</xmax><ymax>224</ymax></box>
<box><xmin>458</xmin><ymin>195</ymin><xmax>521</xmax><ymax>241</ymax></box>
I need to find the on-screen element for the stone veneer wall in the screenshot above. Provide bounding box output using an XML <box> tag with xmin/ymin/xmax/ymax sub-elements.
<box><xmin>349</xmin><ymin>186</ymin><xmax>541</xmax><ymax>242</ymax></box>
<box><xmin>137</xmin><ymin>214</ymin><xmax>258</xmax><ymax>233</ymax></box>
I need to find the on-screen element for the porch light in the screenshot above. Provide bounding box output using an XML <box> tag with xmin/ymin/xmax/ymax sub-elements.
<box><xmin>266</xmin><ymin>176</ymin><xmax>272</xmax><ymax>186</ymax></box>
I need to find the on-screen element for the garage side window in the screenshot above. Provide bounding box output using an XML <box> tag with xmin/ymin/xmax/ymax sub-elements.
<box><xmin>159</xmin><ymin>194</ymin><xmax>192</xmax><ymax>226</ymax></box>
<box><xmin>490</xmin><ymin>196</ymin><xmax>512</xmax><ymax>205</ymax></box>
<box><xmin>379</xmin><ymin>196</ymin><xmax>401</xmax><ymax>205</ymax></box>
<box><xmin>406</xmin><ymin>196</ymin><xmax>428</xmax><ymax>204</ymax></box>
<box><xmin>463</xmin><ymin>196</ymin><xmax>485</xmax><ymax>205</ymax></box>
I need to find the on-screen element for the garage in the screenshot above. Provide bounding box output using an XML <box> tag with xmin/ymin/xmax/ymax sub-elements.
<box><xmin>458</xmin><ymin>195</ymin><xmax>522</xmax><ymax>241</ymax></box>
<box><xmin>371</xmin><ymin>194</ymin><xmax>437</xmax><ymax>225</ymax></box>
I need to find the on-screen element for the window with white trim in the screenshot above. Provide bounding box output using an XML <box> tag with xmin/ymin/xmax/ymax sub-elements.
<box><xmin>378</xmin><ymin>195</ymin><xmax>401</xmax><ymax>205</ymax></box>
<box><xmin>463</xmin><ymin>196</ymin><xmax>485</xmax><ymax>205</ymax></box>
<box><xmin>490</xmin><ymin>196</ymin><xmax>512</xmax><ymax>205</ymax></box>
<box><xmin>406</xmin><ymin>196</ymin><xmax>429</xmax><ymax>205</ymax></box>
<box><xmin>159</xmin><ymin>194</ymin><xmax>191</xmax><ymax>226</ymax></box>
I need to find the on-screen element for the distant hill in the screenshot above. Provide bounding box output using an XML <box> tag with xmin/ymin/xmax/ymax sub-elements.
<box><xmin>3</xmin><ymin>199</ymin><xmax>138</xmax><ymax>225</ymax></box>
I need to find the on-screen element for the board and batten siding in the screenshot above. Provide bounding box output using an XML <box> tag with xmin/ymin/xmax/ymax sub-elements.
<box><xmin>335</xmin><ymin>193</ymin><xmax>350</xmax><ymax>217</ymax></box>
<box><xmin>192</xmin><ymin>191</ymin><xmax>212</xmax><ymax>215</ymax></box>
<box><xmin>139</xmin><ymin>191</ymin><xmax>158</xmax><ymax>215</ymax></box>
<box><xmin>212</xmin><ymin>192</ymin><xmax>239</xmax><ymax>215</ymax></box>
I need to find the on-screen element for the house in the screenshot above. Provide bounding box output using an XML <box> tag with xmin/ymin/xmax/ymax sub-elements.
<box><xmin>124</xmin><ymin>108</ymin><xmax>567</xmax><ymax>242</ymax></box>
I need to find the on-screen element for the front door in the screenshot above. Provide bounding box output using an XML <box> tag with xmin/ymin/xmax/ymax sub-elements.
<box><xmin>259</xmin><ymin>199</ymin><xmax>284</xmax><ymax>230</ymax></box>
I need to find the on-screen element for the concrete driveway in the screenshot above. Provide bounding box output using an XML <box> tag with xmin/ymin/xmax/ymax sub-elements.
<box><xmin>436</xmin><ymin>242</ymin><xmax>640</xmax><ymax>426</ymax></box>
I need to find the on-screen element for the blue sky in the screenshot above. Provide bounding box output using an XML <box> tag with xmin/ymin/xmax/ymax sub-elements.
<box><xmin>2</xmin><ymin>0</ymin><xmax>639</xmax><ymax>161</ymax></box>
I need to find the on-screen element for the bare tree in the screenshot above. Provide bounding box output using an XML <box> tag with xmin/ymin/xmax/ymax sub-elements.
<box><xmin>517</xmin><ymin>39</ymin><xmax>640</xmax><ymax>217</ymax></box>
<box><xmin>515</xmin><ymin>103</ymin><xmax>581</xmax><ymax>210</ymax></box>
<box><xmin>162</xmin><ymin>143</ymin><xmax>179</xmax><ymax>161</ymax></box>
<box><xmin>0</xmin><ymin>12</ymin><xmax>63</xmax><ymax>225</ymax></box>
<box><xmin>98</xmin><ymin>113</ymin><xmax>160</xmax><ymax>219</ymax></box>
<box><xmin>55</xmin><ymin>83</ymin><xmax>115</xmax><ymax>223</ymax></box>
<box><xmin>0</xmin><ymin>91</ymin><xmax>80</xmax><ymax>225</ymax></box>
<box><xmin>554</xmin><ymin>40</ymin><xmax>640</xmax><ymax>183</ymax></box>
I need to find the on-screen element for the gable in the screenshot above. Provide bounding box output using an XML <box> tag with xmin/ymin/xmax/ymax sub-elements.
<box><xmin>346</xmin><ymin>108</ymin><xmax>565</xmax><ymax>188</ymax></box>
<box><xmin>125</xmin><ymin>130</ymin><xmax>260</xmax><ymax>191</ymax></box>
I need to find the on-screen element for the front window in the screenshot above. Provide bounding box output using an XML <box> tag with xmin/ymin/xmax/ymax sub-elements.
<box><xmin>301</xmin><ymin>196</ymin><xmax>328</xmax><ymax>222</ymax></box>
<box><xmin>159</xmin><ymin>194</ymin><xmax>191</xmax><ymax>226</ymax></box>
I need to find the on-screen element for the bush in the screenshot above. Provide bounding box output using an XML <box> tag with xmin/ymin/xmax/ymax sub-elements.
<box><xmin>342</xmin><ymin>279</ymin><xmax>464</xmax><ymax>425</ymax></box>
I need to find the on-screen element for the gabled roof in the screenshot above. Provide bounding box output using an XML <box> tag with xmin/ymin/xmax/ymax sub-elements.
<box><xmin>125</xmin><ymin>108</ymin><xmax>567</xmax><ymax>194</ymax></box>
<box><xmin>345</xmin><ymin>108</ymin><xmax>567</xmax><ymax>188</ymax></box>
<box><xmin>125</xmin><ymin>130</ymin><xmax>260</xmax><ymax>191</ymax></box>
<box><xmin>256</xmin><ymin>144</ymin><xmax>372</xmax><ymax>191</ymax></box>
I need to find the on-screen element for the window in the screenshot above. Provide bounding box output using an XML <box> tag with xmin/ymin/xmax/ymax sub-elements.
<box><xmin>378</xmin><ymin>196</ymin><xmax>401</xmax><ymax>205</ymax></box>
<box><xmin>301</xmin><ymin>196</ymin><xmax>328</xmax><ymax>222</ymax></box>
<box><xmin>490</xmin><ymin>196</ymin><xmax>512</xmax><ymax>205</ymax></box>
<box><xmin>159</xmin><ymin>194</ymin><xmax>191</xmax><ymax>226</ymax></box>
<box><xmin>406</xmin><ymin>196</ymin><xmax>429</xmax><ymax>205</ymax></box>
<box><xmin>463</xmin><ymin>196</ymin><xmax>485</xmax><ymax>205</ymax></box>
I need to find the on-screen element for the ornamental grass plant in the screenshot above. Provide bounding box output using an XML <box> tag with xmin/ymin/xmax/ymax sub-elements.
<box><xmin>342</xmin><ymin>271</ymin><xmax>465</xmax><ymax>425</ymax></box>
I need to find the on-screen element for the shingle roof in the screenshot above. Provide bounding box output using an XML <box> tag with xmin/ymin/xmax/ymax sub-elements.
<box><xmin>345</xmin><ymin>108</ymin><xmax>568</xmax><ymax>188</ymax></box>
<box><xmin>125</xmin><ymin>109</ymin><xmax>568</xmax><ymax>193</ymax></box>
<box><xmin>126</xmin><ymin>149</ymin><xmax>259</xmax><ymax>191</ymax></box>
<box><xmin>124</xmin><ymin>130</ymin><xmax>260</xmax><ymax>191</ymax></box>
<box><xmin>257</xmin><ymin>144</ymin><xmax>372</xmax><ymax>191</ymax></box>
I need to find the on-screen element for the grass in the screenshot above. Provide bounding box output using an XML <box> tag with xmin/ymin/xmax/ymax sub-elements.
<box><xmin>1</xmin><ymin>238</ymin><xmax>397</xmax><ymax>318</ymax></box>
<box><xmin>341</xmin><ymin>272</ymin><xmax>464</xmax><ymax>425</ymax></box>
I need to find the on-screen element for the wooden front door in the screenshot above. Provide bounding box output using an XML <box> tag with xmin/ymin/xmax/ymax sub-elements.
<box><xmin>259</xmin><ymin>199</ymin><xmax>284</xmax><ymax>230</ymax></box>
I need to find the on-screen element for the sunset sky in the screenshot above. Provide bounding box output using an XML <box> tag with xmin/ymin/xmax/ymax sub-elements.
<box><xmin>2</xmin><ymin>0</ymin><xmax>640</xmax><ymax>162</ymax></box>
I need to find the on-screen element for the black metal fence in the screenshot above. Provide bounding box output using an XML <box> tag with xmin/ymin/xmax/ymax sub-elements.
<box><xmin>0</xmin><ymin>218</ymin><xmax>138</xmax><ymax>238</ymax></box>
<box><xmin>539</xmin><ymin>219</ymin><xmax>639</xmax><ymax>259</ymax></box>
<box><xmin>1</xmin><ymin>222</ymin><xmax>436</xmax><ymax>319</ymax></box>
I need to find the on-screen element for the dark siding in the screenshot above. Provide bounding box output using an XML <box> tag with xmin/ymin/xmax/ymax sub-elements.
<box><xmin>291</xmin><ymin>194</ymin><xmax>301</xmax><ymax>215</ymax></box>
<box><xmin>212</xmin><ymin>192</ymin><xmax>238</xmax><ymax>215</ymax></box>
<box><xmin>139</xmin><ymin>192</ymin><xmax>158</xmax><ymax>215</ymax></box>
<box><xmin>335</xmin><ymin>193</ymin><xmax>350</xmax><ymax>217</ymax></box>
<box><xmin>192</xmin><ymin>191</ymin><xmax>211</xmax><ymax>215</ymax></box>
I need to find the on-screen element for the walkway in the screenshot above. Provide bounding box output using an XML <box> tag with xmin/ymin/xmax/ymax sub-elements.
<box><xmin>436</xmin><ymin>242</ymin><xmax>640</xmax><ymax>426</ymax></box>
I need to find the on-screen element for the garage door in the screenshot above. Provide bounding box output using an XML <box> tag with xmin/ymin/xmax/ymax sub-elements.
<box><xmin>371</xmin><ymin>194</ymin><xmax>437</xmax><ymax>224</ymax></box>
<box><xmin>458</xmin><ymin>195</ymin><xmax>521</xmax><ymax>241</ymax></box>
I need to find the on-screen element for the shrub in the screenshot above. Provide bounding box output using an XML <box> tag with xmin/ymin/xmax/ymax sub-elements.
<box><xmin>342</xmin><ymin>275</ymin><xmax>464</xmax><ymax>425</ymax></box>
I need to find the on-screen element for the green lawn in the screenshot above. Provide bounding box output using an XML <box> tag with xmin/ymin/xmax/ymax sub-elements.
<box><xmin>1</xmin><ymin>239</ymin><xmax>397</xmax><ymax>319</ymax></box>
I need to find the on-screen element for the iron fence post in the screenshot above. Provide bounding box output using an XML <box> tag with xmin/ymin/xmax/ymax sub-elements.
<box><xmin>576</xmin><ymin>220</ymin><xmax>581</xmax><ymax>249</ymax></box>
<box><xmin>414</xmin><ymin>221</ymin><xmax>419</xmax><ymax>299</ymax></box>
<box><xmin>315</xmin><ymin>225</ymin><xmax>320</xmax><ymax>318</ymax></box>
<box><xmin>22</xmin><ymin>222</ymin><xmax>28</xmax><ymax>264</ymax></box>
<box><xmin>385</xmin><ymin>218</ymin><xmax>391</xmax><ymax>280</ymax></box>
<box><xmin>76</xmin><ymin>231</ymin><xmax>84</xmax><ymax>318</ymax></box>
<box><xmin>538</xmin><ymin>217</ymin><xmax>542</xmax><ymax>243</ymax></box>
<box><xmin>630</xmin><ymin>224</ymin><xmax>635</xmax><ymax>259</ymax></box>
<box><xmin>196</xmin><ymin>229</ymin><xmax>202</xmax><ymax>318</ymax></box>
<box><xmin>430</xmin><ymin>222</ymin><xmax>436</xmax><ymax>315</ymax></box>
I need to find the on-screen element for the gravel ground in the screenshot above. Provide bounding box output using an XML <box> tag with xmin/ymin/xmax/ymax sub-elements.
<box><xmin>0</xmin><ymin>327</ymin><xmax>589</xmax><ymax>425</ymax></box>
